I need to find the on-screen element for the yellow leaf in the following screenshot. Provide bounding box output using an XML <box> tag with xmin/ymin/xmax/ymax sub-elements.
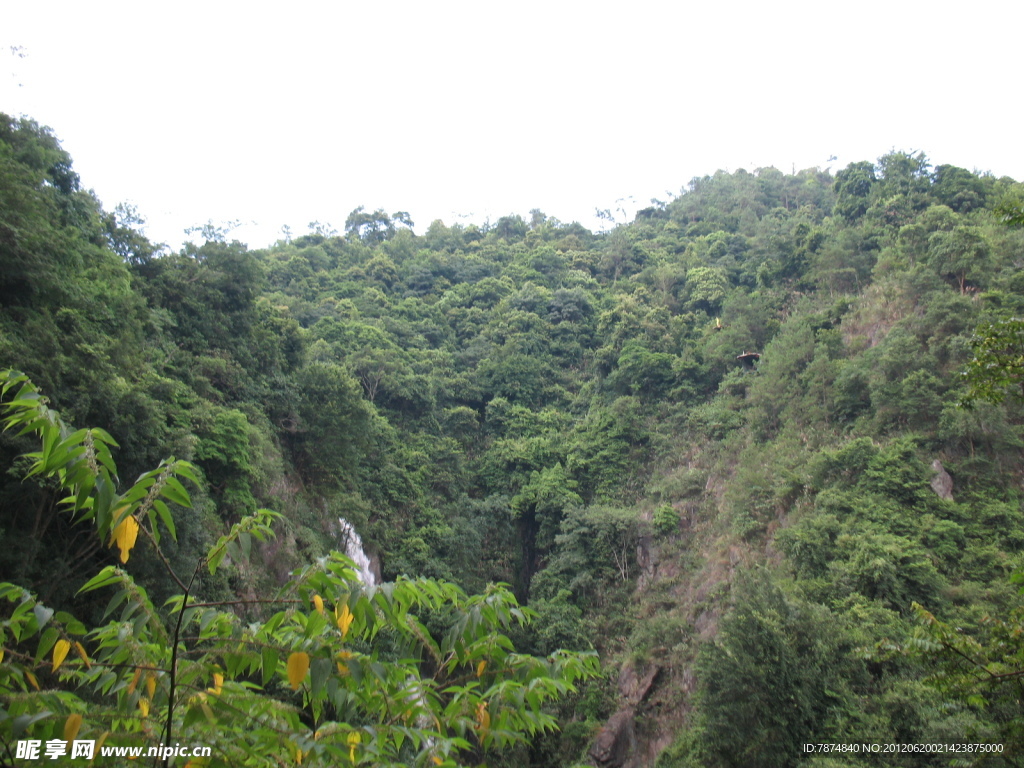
<box><xmin>127</xmin><ymin>667</ymin><xmax>142</xmax><ymax>694</ymax></box>
<box><xmin>146</xmin><ymin>672</ymin><xmax>157</xmax><ymax>699</ymax></box>
<box><xmin>52</xmin><ymin>639</ymin><xmax>70</xmax><ymax>672</ymax></box>
<box><xmin>209</xmin><ymin>672</ymin><xmax>223</xmax><ymax>695</ymax></box>
<box><xmin>287</xmin><ymin>652</ymin><xmax>309</xmax><ymax>690</ymax></box>
<box><xmin>64</xmin><ymin>713</ymin><xmax>82</xmax><ymax>742</ymax></box>
<box><xmin>476</xmin><ymin>660</ymin><xmax>486</xmax><ymax>678</ymax></box>
<box><xmin>138</xmin><ymin>698</ymin><xmax>150</xmax><ymax>718</ymax></box>
<box><xmin>347</xmin><ymin>731</ymin><xmax>360</xmax><ymax>763</ymax></box>
<box><xmin>313</xmin><ymin>594</ymin><xmax>324</xmax><ymax>615</ymax></box>
<box><xmin>337</xmin><ymin>650</ymin><xmax>353</xmax><ymax>676</ymax></box>
<box><xmin>336</xmin><ymin>603</ymin><xmax>354</xmax><ymax>639</ymax></box>
<box><xmin>74</xmin><ymin>641</ymin><xmax>91</xmax><ymax>669</ymax></box>
<box><xmin>25</xmin><ymin>670</ymin><xmax>39</xmax><ymax>690</ymax></box>
<box><xmin>295</xmin><ymin>748</ymin><xmax>303</xmax><ymax>765</ymax></box>
<box><xmin>0</xmin><ymin>649</ymin><xmax>4</xmax><ymax>664</ymax></box>
<box><xmin>432</xmin><ymin>757</ymin><xmax>443</xmax><ymax>766</ymax></box>
<box><xmin>109</xmin><ymin>511</ymin><xmax>140</xmax><ymax>563</ymax></box>
<box><xmin>474</xmin><ymin>701</ymin><xmax>490</xmax><ymax>733</ymax></box>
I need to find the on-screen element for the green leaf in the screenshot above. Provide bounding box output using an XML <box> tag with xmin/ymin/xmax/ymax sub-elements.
<box><xmin>162</xmin><ymin>476</ymin><xmax>192</xmax><ymax>507</ymax></box>
<box><xmin>35</xmin><ymin>627</ymin><xmax>59</xmax><ymax>663</ymax></box>
<box><xmin>311</xmin><ymin>657</ymin><xmax>331</xmax><ymax>699</ymax></box>
<box><xmin>11</xmin><ymin>711</ymin><xmax>52</xmax><ymax>738</ymax></box>
<box><xmin>78</xmin><ymin>566</ymin><xmax>122</xmax><ymax>594</ymax></box>
<box><xmin>152</xmin><ymin>498</ymin><xmax>176</xmax><ymax>541</ymax></box>
<box><xmin>261</xmin><ymin>647</ymin><xmax>279</xmax><ymax>686</ymax></box>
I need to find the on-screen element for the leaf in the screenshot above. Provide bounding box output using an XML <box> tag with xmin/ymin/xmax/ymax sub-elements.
<box><xmin>313</xmin><ymin>594</ymin><xmax>324</xmax><ymax>615</ymax></box>
<box><xmin>78</xmin><ymin>566</ymin><xmax>121</xmax><ymax>594</ymax></box>
<box><xmin>64</xmin><ymin>713</ymin><xmax>82</xmax><ymax>742</ymax></box>
<box><xmin>337</xmin><ymin>603</ymin><xmax>354</xmax><ymax>639</ymax></box>
<box><xmin>287</xmin><ymin>652</ymin><xmax>310</xmax><ymax>690</ymax></box>
<box><xmin>11</xmin><ymin>709</ymin><xmax>50</xmax><ymax>737</ymax></box>
<box><xmin>311</xmin><ymin>657</ymin><xmax>331</xmax><ymax>699</ymax></box>
<box><xmin>108</xmin><ymin>513</ymin><xmax>140</xmax><ymax>563</ymax></box>
<box><xmin>261</xmin><ymin>647</ymin><xmax>278</xmax><ymax>686</ymax></box>
<box><xmin>36</xmin><ymin>626</ymin><xmax>58</xmax><ymax>663</ymax></box>
<box><xmin>475</xmin><ymin>700</ymin><xmax>490</xmax><ymax>733</ymax></box>
<box><xmin>152</xmin><ymin>499</ymin><xmax>175</xmax><ymax>541</ymax></box>
<box><xmin>52</xmin><ymin>639</ymin><xmax>71</xmax><ymax>672</ymax></box>
<box><xmin>127</xmin><ymin>667</ymin><xmax>142</xmax><ymax>695</ymax></box>
<box><xmin>347</xmin><ymin>731</ymin><xmax>360</xmax><ymax>763</ymax></box>
<box><xmin>162</xmin><ymin>476</ymin><xmax>192</xmax><ymax>507</ymax></box>
<box><xmin>33</xmin><ymin>603</ymin><xmax>54</xmax><ymax>627</ymax></box>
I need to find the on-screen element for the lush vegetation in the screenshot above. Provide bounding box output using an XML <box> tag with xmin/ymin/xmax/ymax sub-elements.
<box><xmin>3</xmin><ymin>112</ymin><xmax>1024</xmax><ymax>766</ymax></box>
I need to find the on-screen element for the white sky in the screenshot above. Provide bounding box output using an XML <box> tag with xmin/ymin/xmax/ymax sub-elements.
<box><xmin>2</xmin><ymin>1</ymin><xmax>1021</xmax><ymax>250</ymax></box>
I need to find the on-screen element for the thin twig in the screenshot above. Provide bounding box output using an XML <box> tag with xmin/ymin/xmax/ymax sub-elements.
<box><xmin>138</xmin><ymin>523</ymin><xmax>188</xmax><ymax>592</ymax></box>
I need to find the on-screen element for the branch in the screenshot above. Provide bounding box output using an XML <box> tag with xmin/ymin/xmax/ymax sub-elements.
<box><xmin>164</xmin><ymin>559</ymin><xmax>202</xmax><ymax>766</ymax></box>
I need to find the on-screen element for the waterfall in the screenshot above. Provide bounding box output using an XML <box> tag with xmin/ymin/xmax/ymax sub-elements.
<box><xmin>337</xmin><ymin>518</ymin><xmax>434</xmax><ymax>750</ymax></box>
<box><xmin>337</xmin><ymin>518</ymin><xmax>376</xmax><ymax>586</ymax></box>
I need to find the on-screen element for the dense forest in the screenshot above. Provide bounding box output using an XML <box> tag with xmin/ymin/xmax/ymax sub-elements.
<box><xmin>3</xmin><ymin>112</ymin><xmax>1024</xmax><ymax>767</ymax></box>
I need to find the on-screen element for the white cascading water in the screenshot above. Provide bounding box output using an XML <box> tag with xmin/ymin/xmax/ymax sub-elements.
<box><xmin>337</xmin><ymin>518</ymin><xmax>376</xmax><ymax>586</ymax></box>
<box><xmin>337</xmin><ymin>518</ymin><xmax>434</xmax><ymax>746</ymax></box>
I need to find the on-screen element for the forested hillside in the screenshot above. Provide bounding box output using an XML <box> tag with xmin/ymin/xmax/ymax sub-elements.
<box><xmin>3</xmin><ymin>112</ymin><xmax>1024</xmax><ymax>767</ymax></box>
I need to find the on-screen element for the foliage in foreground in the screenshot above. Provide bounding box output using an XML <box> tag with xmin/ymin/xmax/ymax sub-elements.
<box><xmin>0</xmin><ymin>371</ymin><xmax>599</xmax><ymax>766</ymax></box>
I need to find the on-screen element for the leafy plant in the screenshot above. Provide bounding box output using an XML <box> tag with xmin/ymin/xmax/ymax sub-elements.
<box><xmin>0</xmin><ymin>371</ymin><xmax>598</xmax><ymax>766</ymax></box>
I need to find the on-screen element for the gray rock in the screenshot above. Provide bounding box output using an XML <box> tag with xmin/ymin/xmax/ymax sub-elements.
<box><xmin>931</xmin><ymin>459</ymin><xmax>954</xmax><ymax>501</ymax></box>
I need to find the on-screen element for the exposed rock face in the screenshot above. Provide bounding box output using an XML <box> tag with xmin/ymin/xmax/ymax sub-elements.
<box><xmin>588</xmin><ymin>709</ymin><xmax>636</xmax><ymax>768</ymax></box>
<box><xmin>588</xmin><ymin>663</ymin><xmax>661</xmax><ymax>767</ymax></box>
<box><xmin>931</xmin><ymin>459</ymin><xmax>954</xmax><ymax>501</ymax></box>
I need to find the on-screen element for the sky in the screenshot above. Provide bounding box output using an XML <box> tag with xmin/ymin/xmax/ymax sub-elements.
<box><xmin>2</xmin><ymin>1</ymin><xmax>1021</xmax><ymax>250</ymax></box>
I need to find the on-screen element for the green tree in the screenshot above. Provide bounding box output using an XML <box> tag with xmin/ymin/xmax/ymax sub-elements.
<box><xmin>927</xmin><ymin>225</ymin><xmax>990</xmax><ymax>293</ymax></box>
<box><xmin>832</xmin><ymin>161</ymin><xmax>876</xmax><ymax>221</ymax></box>
<box><xmin>684</xmin><ymin>266</ymin><xmax>729</xmax><ymax>313</ymax></box>
<box><xmin>289</xmin><ymin>362</ymin><xmax>372</xmax><ymax>485</ymax></box>
<box><xmin>694</xmin><ymin>576</ymin><xmax>862</xmax><ymax>768</ymax></box>
<box><xmin>960</xmin><ymin>317</ymin><xmax>1024</xmax><ymax>405</ymax></box>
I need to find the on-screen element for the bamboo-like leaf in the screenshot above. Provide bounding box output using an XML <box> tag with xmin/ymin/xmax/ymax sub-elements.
<box><xmin>287</xmin><ymin>652</ymin><xmax>310</xmax><ymax>690</ymax></box>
